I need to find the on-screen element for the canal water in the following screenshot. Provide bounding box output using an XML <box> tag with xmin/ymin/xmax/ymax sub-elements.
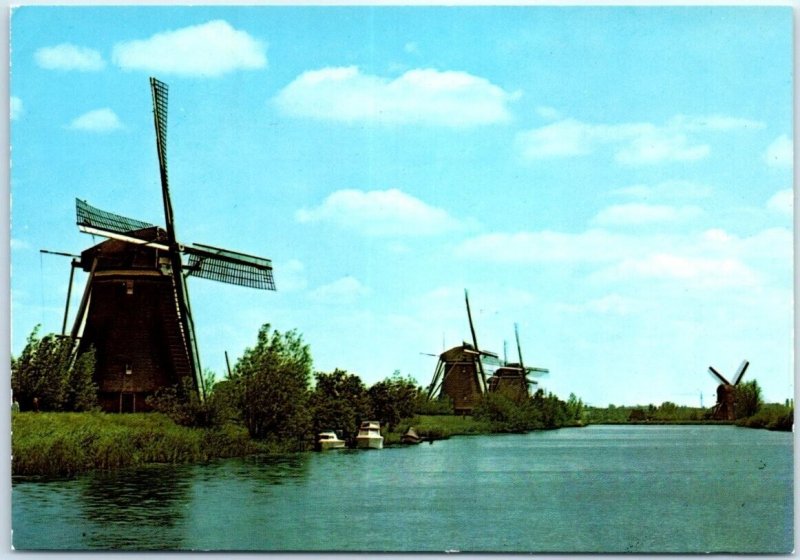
<box><xmin>12</xmin><ymin>425</ymin><xmax>793</xmax><ymax>552</ymax></box>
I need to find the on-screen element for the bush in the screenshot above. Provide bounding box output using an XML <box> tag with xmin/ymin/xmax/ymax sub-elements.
<box><xmin>11</xmin><ymin>326</ymin><xmax>98</xmax><ymax>412</ymax></box>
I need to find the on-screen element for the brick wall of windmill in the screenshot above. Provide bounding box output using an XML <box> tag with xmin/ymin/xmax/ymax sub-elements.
<box><xmin>441</xmin><ymin>360</ymin><xmax>483</xmax><ymax>414</ymax></box>
<box><xmin>80</xmin><ymin>274</ymin><xmax>191</xmax><ymax>412</ymax></box>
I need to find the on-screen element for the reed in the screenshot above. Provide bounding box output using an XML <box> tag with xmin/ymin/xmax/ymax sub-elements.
<box><xmin>12</xmin><ymin>412</ymin><xmax>264</xmax><ymax>477</ymax></box>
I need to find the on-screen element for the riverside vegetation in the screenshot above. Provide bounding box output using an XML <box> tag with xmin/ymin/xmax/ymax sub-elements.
<box><xmin>11</xmin><ymin>324</ymin><xmax>792</xmax><ymax>477</ymax></box>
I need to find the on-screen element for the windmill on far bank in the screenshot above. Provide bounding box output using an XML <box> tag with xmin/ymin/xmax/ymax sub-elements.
<box><xmin>707</xmin><ymin>360</ymin><xmax>749</xmax><ymax>421</ymax></box>
<box><xmin>69</xmin><ymin>77</ymin><xmax>275</xmax><ymax>413</ymax></box>
<box><xmin>426</xmin><ymin>290</ymin><xmax>498</xmax><ymax>415</ymax></box>
<box><xmin>488</xmin><ymin>323</ymin><xmax>549</xmax><ymax>403</ymax></box>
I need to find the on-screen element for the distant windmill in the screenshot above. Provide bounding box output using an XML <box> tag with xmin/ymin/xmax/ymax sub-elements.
<box><xmin>70</xmin><ymin>77</ymin><xmax>275</xmax><ymax>413</ymax></box>
<box><xmin>707</xmin><ymin>360</ymin><xmax>749</xmax><ymax>421</ymax></box>
<box><xmin>488</xmin><ymin>323</ymin><xmax>549</xmax><ymax>402</ymax></box>
<box><xmin>426</xmin><ymin>290</ymin><xmax>498</xmax><ymax>414</ymax></box>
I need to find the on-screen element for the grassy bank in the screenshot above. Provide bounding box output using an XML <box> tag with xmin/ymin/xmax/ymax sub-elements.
<box><xmin>12</xmin><ymin>412</ymin><xmax>272</xmax><ymax>477</ymax></box>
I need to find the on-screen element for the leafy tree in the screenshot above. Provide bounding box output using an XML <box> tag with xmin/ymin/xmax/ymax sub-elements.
<box><xmin>474</xmin><ymin>392</ymin><xmax>538</xmax><ymax>432</ymax></box>
<box><xmin>368</xmin><ymin>372</ymin><xmax>421</xmax><ymax>430</ymax></box>
<box><xmin>566</xmin><ymin>393</ymin><xmax>584</xmax><ymax>423</ymax></box>
<box><xmin>734</xmin><ymin>379</ymin><xmax>762</xmax><ymax>419</ymax></box>
<box><xmin>231</xmin><ymin>324</ymin><xmax>312</xmax><ymax>445</ymax></box>
<box><xmin>309</xmin><ymin>369</ymin><xmax>371</xmax><ymax>441</ymax></box>
<box><xmin>11</xmin><ymin>326</ymin><xmax>98</xmax><ymax>411</ymax></box>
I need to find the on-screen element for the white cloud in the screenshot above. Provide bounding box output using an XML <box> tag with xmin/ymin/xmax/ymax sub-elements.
<box><xmin>763</xmin><ymin>135</ymin><xmax>793</xmax><ymax>168</ymax></box>
<box><xmin>112</xmin><ymin>20</ymin><xmax>266</xmax><ymax>77</ymax></box>
<box><xmin>309</xmin><ymin>276</ymin><xmax>370</xmax><ymax>304</ymax></box>
<box><xmin>67</xmin><ymin>108</ymin><xmax>123</xmax><ymax>132</ymax></box>
<box><xmin>612</xmin><ymin>180</ymin><xmax>713</xmax><ymax>200</ymax></box>
<box><xmin>10</xmin><ymin>96</ymin><xmax>22</xmax><ymax>121</ymax></box>
<box><xmin>455</xmin><ymin>225</ymin><xmax>789</xmax><ymax>292</ymax></box>
<box><xmin>10</xmin><ymin>238</ymin><xmax>30</xmax><ymax>251</ymax></box>
<box><xmin>591</xmin><ymin>203</ymin><xmax>702</xmax><ymax>227</ymax></box>
<box><xmin>516</xmin><ymin>113</ymin><xmax>762</xmax><ymax>165</ymax></box>
<box><xmin>766</xmin><ymin>189</ymin><xmax>793</xmax><ymax>216</ymax></box>
<box><xmin>274</xmin><ymin>66</ymin><xmax>519</xmax><ymax>127</ymax></box>
<box><xmin>34</xmin><ymin>43</ymin><xmax>105</xmax><ymax>71</ymax></box>
<box><xmin>596</xmin><ymin>253</ymin><xmax>760</xmax><ymax>289</ymax></box>
<box><xmin>296</xmin><ymin>188</ymin><xmax>462</xmax><ymax>236</ymax></box>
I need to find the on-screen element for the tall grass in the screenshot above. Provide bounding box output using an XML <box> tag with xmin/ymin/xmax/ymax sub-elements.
<box><xmin>12</xmin><ymin>412</ymin><xmax>264</xmax><ymax>477</ymax></box>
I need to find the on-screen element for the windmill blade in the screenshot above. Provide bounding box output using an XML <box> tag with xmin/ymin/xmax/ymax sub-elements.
<box><xmin>708</xmin><ymin>366</ymin><xmax>731</xmax><ymax>386</ymax></box>
<box><xmin>514</xmin><ymin>323</ymin><xmax>525</xmax><ymax>371</ymax></box>
<box><xmin>76</xmin><ymin>199</ymin><xmax>157</xmax><ymax>237</ymax></box>
<box><xmin>526</xmin><ymin>366</ymin><xmax>550</xmax><ymax>377</ymax></box>
<box><xmin>465</xmin><ymin>289</ymin><xmax>487</xmax><ymax>391</ymax></box>
<box><xmin>733</xmin><ymin>360</ymin><xmax>750</xmax><ymax>385</ymax></box>
<box><xmin>149</xmin><ymin>77</ymin><xmax>203</xmax><ymax>400</ymax></box>
<box><xmin>184</xmin><ymin>243</ymin><xmax>276</xmax><ymax>290</ymax></box>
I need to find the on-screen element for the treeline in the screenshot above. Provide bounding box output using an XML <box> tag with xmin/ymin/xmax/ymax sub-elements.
<box><xmin>12</xmin><ymin>324</ymin><xmax>585</xmax><ymax>452</ymax></box>
<box><xmin>584</xmin><ymin>380</ymin><xmax>793</xmax><ymax>432</ymax></box>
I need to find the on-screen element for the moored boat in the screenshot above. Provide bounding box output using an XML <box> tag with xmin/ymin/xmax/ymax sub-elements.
<box><xmin>400</xmin><ymin>426</ymin><xmax>423</xmax><ymax>445</ymax></box>
<box><xmin>316</xmin><ymin>431</ymin><xmax>346</xmax><ymax>451</ymax></box>
<box><xmin>356</xmin><ymin>421</ymin><xmax>384</xmax><ymax>449</ymax></box>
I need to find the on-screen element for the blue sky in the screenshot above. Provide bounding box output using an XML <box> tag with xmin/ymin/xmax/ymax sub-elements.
<box><xmin>9</xmin><ymin>6</ymin><xmax>793</xmax><ymax>407</ymax></box>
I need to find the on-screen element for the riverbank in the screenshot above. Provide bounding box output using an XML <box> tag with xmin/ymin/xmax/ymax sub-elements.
<box><xmin>11</xmin><ymin>412</ymin><xmax>275</xmax><ymax>477</ymax></box>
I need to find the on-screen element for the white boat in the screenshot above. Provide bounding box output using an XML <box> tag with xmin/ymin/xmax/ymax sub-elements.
<box><xmin>316</xmin><ymin>431</ymin><xmax>346</xmax><ymax>451</ymax></box>
<box><xmin>356</xmin><ymin>421</ymin><xmax>384</xmax><ymax>450</ymax></box>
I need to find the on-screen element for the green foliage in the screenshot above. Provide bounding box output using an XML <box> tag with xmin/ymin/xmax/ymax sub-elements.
<box><xmin>11</xmin><ymin>326</ymin><xmax>98</xmax><ymax>412</ymax></box>
<box><xmin>473</xmin><ymin>392</ymin><xmax>537</xmax><ymax>432</ymax></box>
<box><xmin>309</xmin><ymin>369</ymin><xmax>371</xmax><ymax>441</ymax></box>
<box><xmin>734</xmin><ymin>379</ymin><xmax>762</xmax><ymax>419</ymax></box>
<box><xmin>146</xmin><ymin>376</ymin><xmax>228</xmax><ymax>428</ymax></box>
<box><xmin>415</xmin><ymin>394</ymin><xmax>454</xmax><ymax>415</ymax></box>
<box><xmin>231</xmin><ymin>324</ymin><xmax>312</xmax><ymax>446</ymax></box>
<box><xmin>368</xmin><ymin>372</ymin><xmax>421</xmax><ymax>430</ymax></box>
<box><xmin>736</xmin><ymin>402</ymin><xmax>793</xmax><ymax>431</ymax></box>
<box><xmin>11</xmin><ymin>412</ymin><xmax>262</xmax><ymax>477</ymax></box>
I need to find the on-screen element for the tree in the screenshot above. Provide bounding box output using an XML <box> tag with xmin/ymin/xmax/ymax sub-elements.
<box><xmin>368</xmin><ymin>372</ymin><xmax>421</xmax><ymax>430</ymax></box>
<box><xmin>11</xmin><ymin>326</ymin><xmax>98</xmax><ymax>411</ymax></box>
<box><xmin>231</xmin><ymin>324</ymin><xmax>312</xmax><ymax>445</ymax></box>
<box><xmin>309</xmin><ymin>369</ymin><xmax>371</xmax><ymax>441</ymax></box>
<box><xmin>734</xmin><ymin>379</ymin><xmax>762</xmax><ymax>419</ymax></box>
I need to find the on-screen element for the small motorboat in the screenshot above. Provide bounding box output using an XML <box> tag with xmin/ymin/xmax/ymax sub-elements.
<box><xmin>400</xmin><ymin>426</ymin><xmax>423</xmax><ymax>445</ymax></box>
<box><xmin>356</xmin><ymin>421</ymin><xmax>384</xmax><ymax>450</ymax></box>
<box><xmin>316</xmin><ymin>431</ymin><xmax>346</xmax><ymax>451</ymax></box>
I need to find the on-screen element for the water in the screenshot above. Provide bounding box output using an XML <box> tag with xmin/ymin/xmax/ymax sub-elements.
<box><xmin>12</xmin><ymin>425</ymin><xmax>793</xmax><ymax>552</ymax></box>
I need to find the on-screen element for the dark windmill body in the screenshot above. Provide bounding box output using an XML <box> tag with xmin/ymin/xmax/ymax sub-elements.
<box><xmin>426</xmin><ymin>290</ymin><xmax>495</xmax><ymax>415</ymax></box>
<box><xmin>488</xmin><ymin>324</ymin><xmax>549</xmax><ymax>403</ymax></box>
<box><xmin>70</xmin><ymin>78</ymin><xmax>275</xmax><ymax>413</ymax></box>
<box><xmin>707</xmin><ymin>360</ymin><xmax>749</xmax><ymax>421</ymax></box>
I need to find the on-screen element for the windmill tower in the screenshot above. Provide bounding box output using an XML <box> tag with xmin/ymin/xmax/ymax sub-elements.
<box><xmin>70</xmin><ymin>77</ymin><xmax>275</xmax><ymax>413</ymax></box>
<box><xmin>707</xmin><ymin>360</ymin><xmax>749</xmax><ymax>421</ymax></box>
<box><xmin>488</xmin><ymin>323</ymin><xmax>549</xmax><ymax>402</ymax></box>
<box><xmin>426</xmin><ymin>290</ymin><xmax>497</xmax><ymax>415</ymax></box>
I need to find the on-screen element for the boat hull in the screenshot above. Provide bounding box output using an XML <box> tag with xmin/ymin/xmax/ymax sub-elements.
<box><xmin>356</xmin><ymin>436</ymin><xmax>384</xmax><ymax>450</ymax></box>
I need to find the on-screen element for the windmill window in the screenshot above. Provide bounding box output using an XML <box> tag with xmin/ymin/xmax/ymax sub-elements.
<box><xmin>125</xmin><ymin>280</ymin><xmax>134</xmax><ymax>295</ymax></box>
<box><xmin>125</xmin><ymin>363</ymin><xmax>133</xmax><ymax>376</ymax></box>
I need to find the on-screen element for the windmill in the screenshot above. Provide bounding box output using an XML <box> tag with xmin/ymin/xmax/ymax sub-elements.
<box><xmin>70</xmin><ymin>77</ymin><xmax>275</xmax><ymax>413</ymax></box>
<box><xmin>488</xmin><ymin>323</ymin><xmax>549</xmax><ymax>402</ymax></box>
<box><xmin>426</xmin><ymin>290</ymin><xmax>498</xmax><ymax>415</ymax></box>
<box><xmin>707</xmin><ymin>360</ymin><xmax>749</xmax><ymax>421</ymax></box>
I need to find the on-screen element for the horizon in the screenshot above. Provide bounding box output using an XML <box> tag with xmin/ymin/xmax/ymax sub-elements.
<box><xmin>9</xmin><ymin>5</ymin><xmax>793</xmax><ymax>408</ymax></box>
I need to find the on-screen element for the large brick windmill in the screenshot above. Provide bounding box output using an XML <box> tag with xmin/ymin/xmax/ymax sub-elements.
<box><xmin>426</xmin><ymin>290</ymin><xmax>498</xmax><ymax>415</ymax></box>
<box><xmin>70</xmin><ymin>77</ymin><xmax>275</xmax><ymax>413</ymax></box>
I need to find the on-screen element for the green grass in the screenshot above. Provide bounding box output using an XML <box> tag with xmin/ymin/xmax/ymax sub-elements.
<box><xmin>386</xmin><ymin>414</ymin><xmax>494</xmax><ymax>444</ymax></box>
<box><xmin>12</xmin><ymin>412</ymin><xmax>267</xmax><ymax>477</ymax></box>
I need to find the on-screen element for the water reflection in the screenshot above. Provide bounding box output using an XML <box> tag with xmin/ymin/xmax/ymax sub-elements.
<box><xmin>78</xmin><ymin>464</ymin><xmax>193</xmax><ymax>550</ymax></box>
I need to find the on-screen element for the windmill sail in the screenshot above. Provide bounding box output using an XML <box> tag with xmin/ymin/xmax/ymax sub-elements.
<box><xmin>185</xmin><ymin>243</ymin><xmax>275</xmax><ymax>290</ymax></box>
<box><xmin>76</xmin><ymin>199</ymin><xmax>157</xmax><ymax>238</ymax></box>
